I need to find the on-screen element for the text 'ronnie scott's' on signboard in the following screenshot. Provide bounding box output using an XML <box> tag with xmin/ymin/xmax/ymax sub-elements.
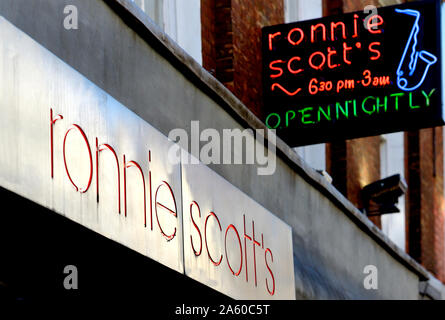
<box><xmin>262</xmin><ymin>0</ymin><xmax>442</xmax><ymax>146</ymax></box>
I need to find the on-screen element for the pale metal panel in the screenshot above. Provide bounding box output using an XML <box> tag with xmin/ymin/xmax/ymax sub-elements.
<box><xmin>0</xmin><ymin>16</ymin><xmax>184</xmax><ymax>274</ymax></box>
<box><xmin>182</xmin><ymin>157</ymin><xmax>296</xmax><ymax>300</ymax></box>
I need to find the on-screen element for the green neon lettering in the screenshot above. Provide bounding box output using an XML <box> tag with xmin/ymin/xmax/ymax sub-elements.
<box><xmin>317</xmin><ymin>105</ymin><xmax>331</xmax><ymax>122</ymax></box>
<box><xmin>351</xmin><ymin>100</ymin><xmax>358</xmax><ymax>117</ymax></box>
<box><xmin>376</xmin><ymin>96</ymin><xmax>388</xmax><ymax>113</ymax></box>
<box><xmin>409</xmin><ymin>92</ymin><xmax>421</xmax><ymax>109</ymax></box>
<box><xmin>390</xmin><ymin>93</ymin><xmax>404</xmax><ymax>111</ymax></box>
<box><xmin>362</xmin><ymin>96</ymin><xmax>376</xmax><ymax>115</ymax></box>
<box><xmin>265</xmin><ymin>113</ymin><xmax>281</xmax><ymax>129</ymax></box>
<box><xmin>421</xmin><ymin>88</ymin><xmax>436</xmax><ymax>107</ymax></box>
<box><xmin>286</xmin><ymin>110</ymin><xmax>296</xmax><ymax>127</ymax></box>
<box><xmin>335</xmin><ymin>102</ymin><xmax>348</xmax><ymax>119</ymax></box>
<box><xmin>298</xmin><ymin>107</ymin><xmax>315</xmax><ymax>124</ymax></box>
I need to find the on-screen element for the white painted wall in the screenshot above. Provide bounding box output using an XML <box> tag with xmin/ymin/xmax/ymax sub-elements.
<box><xmin>380</xmin><ymin>133</ymin><xmax>406</xmax><ymax>251</ymax></box>
<box><xmin>132</xmin><ymin>0</ymin><xmax>202</xmax><ymax>65</ymax></box>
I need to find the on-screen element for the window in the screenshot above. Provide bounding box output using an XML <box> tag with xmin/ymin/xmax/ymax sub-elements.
<box><xmin>380</xmin><ymin>133</ymin><xmax>406</xmax><ymax>251</ymax></box>
<box><xmin>285</xmin><ymin>0</ymin><xmax>323</xmax><ymax>23</ymax></box>
<box><xmin>286</xmin><ymin>0</ymin><xmax>325</xmax><ymax>171</ymax></box>
<box><xmin>131</xmin><ymin>0</ymin><xmax>202</xmax><ymax>65</ymax></box>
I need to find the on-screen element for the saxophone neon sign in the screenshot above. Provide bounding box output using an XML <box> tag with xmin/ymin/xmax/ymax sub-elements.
<box><xmin>395</xmin><ymin>8</ymin><xmax>438</xmax><ymax>92</ymax></box>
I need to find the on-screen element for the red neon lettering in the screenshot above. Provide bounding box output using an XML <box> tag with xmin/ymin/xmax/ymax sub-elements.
<box><xmin>309</xmin><ymin>78</ymin><xmax>318</xmax><ymax>95</ymax></box>
<box><xmin>367</xmin><ymin>15</ymin><xmax>384</xmax><ymax>34</ymax></box>
<box><xmin>190</xmin><ymin>201</ymin><xmax>202</xmax><ymax>256</ymax></box>
<box><xmin>287</xmin><ymin>27</ymin><xmax>304</xmax><ymax>46</ymax></box>
<box><xmin>96</xmin><ymin>138</ymin><xmax>121</xmax><ymax>213</ymax></box>
<box><xmin>204</xmin><ymin>212</ymin><xmax>223</xmax><ymax>266</ymax></box>
<box><xmin>155</xmin><ymin>181</ymin><xmax>178</xmax><ymax>241</ymax></box>
<box><xmin>311</xmin><ymin>23</ymin><xmax>326</xmax><ymax>43</ymax></box>
<box><xmin>369</xmin><ymin>42</ymin><xmax>382</xmax><ymax>61</ymax></box>
<box><xmin>343</xmin><ymin>42</ymin><xmax>352</xmax><ymax>65</ymax></box>
<box><xmin>327</xmin><ymin>47</ymin><xmax>340</xmax><ymax>69</ymax></box>
<box><xmin>50</xmin><ymin>108</ymin><xmax>63</xmax><ymax>179</ymax></box>
<box><xmin>330</xmin><ymin>21</ymin><xmax>346</xmax><ymax>40</ymax></box>
<box><xmin>63</xmin><ymin>124</ymin><xmax>93</xmax><ymax>193</ymax></box>
<box><xmin>265</xmin><ymin>248</ymin><xmax>275</xmax><ymax>296</ymax></box>
<box><xmin>308</xmin><ymin>51</ymin><xmax>326</xmax><ymax>70</ymax></box>
<box><xmin>362</xmin><ymin>70</ymin><xmax>372</xmax><ymax>86</ymax></box>
<box><xmin>379</xmin><ymin>76</ymin><xmax>390</xmax><ymax>86</ymax></box>
<box><xmin>225</xmin><ymin>224</ymin><xmax>243</xmax><ymax>276</ymax></box>
<box><xmin>268</xmin><ymin>32</ymin><xmax>281</xmax><ymax>51</ymax></box>
<box><xmin>271</xmin><ymin>83</ymin><xmax>301</xmax><ymax>96</ymax></box>
<box><xmin>123</xmin><ymin>156</ymin><xmax>147</xmax><ymax>227</ymax></box>
<box><xmin>353</xmin><ymin>14</ymin><xmax>359</xmax><ymax>38</ymax></box>
<box><xmin>287</xmin><ymin>56</ymin><xmax>303</xmax><ymax>75</ymax></box>
<box><xmin>269</xmin><ymin>60</ymin><xmax>285</xmax><ymax>78</ymax></box>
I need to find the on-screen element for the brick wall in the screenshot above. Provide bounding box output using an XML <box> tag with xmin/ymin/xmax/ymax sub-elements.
<box><xmin>201</xmin><ymin>0</ymin><xmax>234</xmax><ymax>91</ymax></box>
<box><xmin>201</xmin><ymin>0</ymin><xmax>284</xmax><ymax>118</ymax></box>
<box><xmin>201</xmin><ymin>0</ymin><xmax>217</xmax><ymax>75</ymax></box>
<box><xmin>343</xmin><ymin>0</ymin><xmax>380</xmax><ymax>13</ymax></box>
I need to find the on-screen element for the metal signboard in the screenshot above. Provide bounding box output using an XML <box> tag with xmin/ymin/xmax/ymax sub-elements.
<box><xmin>182</xmin><ymin>157</ymin><xmax>296</xmax><ymax>300</ymax></box>
<box><xmin>0</xmin><ymin>17</ymin><xmax>296</xmax><ymax>299</ymax></box>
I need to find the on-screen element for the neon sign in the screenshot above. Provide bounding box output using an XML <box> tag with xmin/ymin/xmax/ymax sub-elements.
<box><xmin>262</xmin><ymin>0</ymin><xmax>442</xmax><ymax>146</ymax></box>
<box><xmin>395</xmin><ymin>8</ymin><xmax>438</xmax><ymax>92</ymax></box>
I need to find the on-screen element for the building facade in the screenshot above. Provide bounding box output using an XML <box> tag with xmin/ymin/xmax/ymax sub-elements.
<box><xmin>0</xmin><ymin>0</ymin><xmax>444</xmax><ymax>302</ymax></box>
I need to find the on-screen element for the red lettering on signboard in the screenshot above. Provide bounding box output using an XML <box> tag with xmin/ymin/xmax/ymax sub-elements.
<box><xmin>148</xmin><ymin>150</ymin><xmax>154</xmax><ymax>230</ymax></box>
<box><xmin>327</xmin><ymin>47</ymin><xmax>340</xmax><ymax>69</ymax></box>
<box><xmin>369</xmin><ymin>42</ymin><xmax>382</xmax><ymax>60</ymax></box>
<box><xmin>343</xmin><ymin>42</ymin><xmax>353</xmax><ymax>64</ymax></box>
<box><xmin>309</xmin><ymin>51</ymin><xmax>326</xmax><ymax>70</ymax></box>
<box><xmin>123</xmin><ymin>155</ymin><xmax>147</xmax><ymax>227</ymax></box>
<box><xmin>269</xmin><ymin>60</ymin><xmax>285</xmax><ymax>78</ymax></box>
<box><xmin>48</xmin><ymin>106</ymin><xmax>281</xmax><ymax>296</ymax></box>
<box><xmin>367</xmin><ymin>14</ymin><xmax>384</xmax><ymax>34</ymax></box>
<box><xmin>205</xmin><ymin>211</ymin><xmax>223</xmax><ymax>266</ymax></box>
<box><xmin>244</xmin><ymin>216</ymin><xmax>261</xmax><ymax>287</ymax></box>
<box><xmin>63</xmin><ymin>124</ymin><xmax>93</xmax><ymax>193</ymax></box>
<box><xmin>271</xmin><ymin>83</ymin><xmax>302</xmax><ymax>96</ymax></box>
<box><xmin>96</xmin><ymin>138</ymin><xmax>121</xmax><ymax>213</ymax></box>
<box><xmin>50</xmin><ymin>108</ymin><xmax>63</xmax><ymax>179</ymax></box>
<box><xmin>155</xmin><ymin>181</ymin><xmax>178</xmax><ymax>241</ymax></box>
<box><xmin>353</xmin><ymin>14</ymin><xmax>359</xmax><ymax>38</ymax></box>
<box><xmin>287</xmin><ymin>27</ymin><xmax>304</xmax><ymax>46</ymax></box>
<box><xmin>268</xmin><ymin>31</ymin><xmax>281</xmax><ymax>51</ymax></box>
<box><xmin>225</xmin><ymin>224</ymin><xmax>243</xmax><ymax>276</ymax></box>
<box><xmin>287</xmin><ymin>56</ymin><xmax>303</xmax><ymax>75</ymax></box>
<box><xmin>331</xmin><ymin>21</ymin><xmax>347</xmax><ymax>40</ymax></box>
<box><xmin>265</xmin><ymin>248</ymin><xmax>275</xmax><ymax>296</ymax></box>
<box><xmin>190</xmin><ymin>201</ymin><xmax>203</xmax><ymax>256</ymax></box>
<box><xmin>311</xmin><ymin>23</ymin><xmax>326</xmax><ymax>43</ymax></box>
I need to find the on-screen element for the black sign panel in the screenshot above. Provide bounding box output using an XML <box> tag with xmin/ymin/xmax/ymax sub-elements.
<box><xmin>262</xmin><ymin>0</ymin><xmax>442</xmax><ymax>146</ymax></box>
